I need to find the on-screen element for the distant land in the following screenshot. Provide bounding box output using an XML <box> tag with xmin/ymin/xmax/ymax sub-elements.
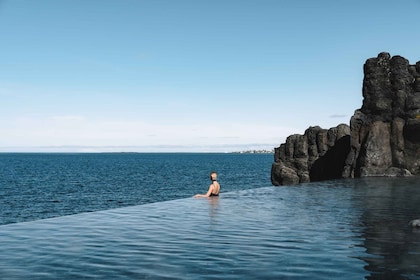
<box><xmin>0</xmin><ymin>145</ymin><xmax>276</xmax><ymax>153</ymax></box>
<box><xmin>232</xmin><ymin>149</ymin><xmax>274</xmax><ymax>154</ymax></box>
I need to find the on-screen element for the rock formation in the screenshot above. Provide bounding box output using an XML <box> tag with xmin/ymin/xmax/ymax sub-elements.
<box><xmin>272</xmin><ymin>52</ymin><xmax>420</xmax><ymax>185</ymax></box>
<box><xmin>409</xmin><ymin>219</ymin><xmax>420</xmax><ymax>228</ymax></box>
<box><xmin>344</xmin><ymin>52</ymin><xmax>420</xmax><ymax>178</ymax></box>
<box><xmin>271</xmin><ymin>124</ymin><xmax>350</xmax><ymax>185</ymax></box>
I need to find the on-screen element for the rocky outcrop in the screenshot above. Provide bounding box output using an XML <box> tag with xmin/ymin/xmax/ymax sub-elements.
<box><xmin>343</xmin><ymin>52</ymin><xmax>420</xmax><ymax>178</ymax></box>
<box><xmin>272</xmin><ymin>52</ymin><xmax>420</xmax><ymax>185</ymax></box>
<box><xmin>409</xmin><ymin>219</ymin><xmax>420</xmax><ymax>228</ymax></box>
<box><xmin>271</xmin><ymin>124</ymin><xmax>350</xmax><ymax>185</ymax></box>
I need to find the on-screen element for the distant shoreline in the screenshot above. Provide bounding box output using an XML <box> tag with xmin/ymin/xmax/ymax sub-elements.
<box><xmin>0</xmin><ymin>151</ymin><xmax>274</xmax><ymax>155</ymax></box>
<box><xmin>231</xmin><ymin>149</ymin><xmax>274</xmax><ymax>154</ymax></box>
<box><xmin>0</xmin><ymin>145</ymin><xmax>277</xmax><ymax>154</ymax></box>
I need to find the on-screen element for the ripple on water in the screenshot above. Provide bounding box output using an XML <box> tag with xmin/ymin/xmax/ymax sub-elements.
<box><xmin>1</xmin><ymin>179</ymin><xmax>420</xmax><ymax>279</ymax></box>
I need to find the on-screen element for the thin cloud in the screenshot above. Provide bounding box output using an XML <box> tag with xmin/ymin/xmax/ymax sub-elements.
<box><xmin>2</xmin><ymin>115</ymin><xmax>297</xmax><ymax>152</ymax></box>
<box><xmin>51</xmin><ymin>115</ymin><xmax>85</xmax><ymax>122</ymax></box>
<box><xmin>329</xmin><ymin>114</ymin><xmax>347</xmax><ymax>118</ymax></box>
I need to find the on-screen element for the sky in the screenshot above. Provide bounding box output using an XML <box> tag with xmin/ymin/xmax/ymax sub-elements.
<box><xmin>0</xmin><ymin>0</ymin><xmax>419</xmax><ymax>152</ymax></box>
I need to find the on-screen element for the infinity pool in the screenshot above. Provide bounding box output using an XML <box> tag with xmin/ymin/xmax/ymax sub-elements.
<box><xmin>1</xmin><ymin>178</ymin><xmax>419</xmax><ymax>279</ymax></box>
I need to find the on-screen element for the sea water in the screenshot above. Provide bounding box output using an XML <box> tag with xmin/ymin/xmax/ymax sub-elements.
<box><xmin>0</xmin><ymin>153</ymin><xmax>419</xmax><ymax>279</ymax></box>
<box><xmin>0</xmin><ymin>153</ymin><xmax>271</xmax><ymax>225</ymax></box>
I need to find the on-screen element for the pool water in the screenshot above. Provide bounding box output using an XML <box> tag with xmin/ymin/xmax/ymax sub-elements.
<box><xmin>1</xmin><ymin>177</ymin><xmax>419</xmax><ymax>279</ymax></box>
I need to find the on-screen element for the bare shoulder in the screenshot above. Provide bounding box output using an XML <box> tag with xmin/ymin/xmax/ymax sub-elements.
<box><xmin>213</xmin><ymin>182</ymin><xmax>220</xmax><ymax>193</ymax></box>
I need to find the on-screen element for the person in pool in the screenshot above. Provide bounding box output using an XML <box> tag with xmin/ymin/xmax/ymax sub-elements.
<box><xmin>193</xmin><ymin>171</ymin><xmax>220</xmax><ymax>198</ymax></box>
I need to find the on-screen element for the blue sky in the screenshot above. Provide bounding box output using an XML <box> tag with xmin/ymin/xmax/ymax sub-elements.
<box><xmin>1</xmin><ymin>0</ymin><xmax>419</xmax><ymax>152</ymax></box>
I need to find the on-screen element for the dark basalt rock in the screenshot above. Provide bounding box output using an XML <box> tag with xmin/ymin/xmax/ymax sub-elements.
<box><xmin>272</xmin><ymin>52</ymin><xmax>420</xmax><ymax>185</ymax></box>
<box><xmin>409</xmin><ymin>219</ymin><xmax>420</xmax><ymax>228</ymax></box>
<box><xmin>271</xmin><ymin>124</ymin><xmax>350</xmax><ymax>185</ymax></box>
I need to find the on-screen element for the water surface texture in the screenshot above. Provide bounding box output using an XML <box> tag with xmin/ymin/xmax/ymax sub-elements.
<box><xmin>0</xmin><ymin>154</ymin><xmax>419</xmax><ymax>279</ymax></box>
<box><xmin>0</xmin><ymin>153</ymin><xmax>271</xmax><ymax>225</ymax></box>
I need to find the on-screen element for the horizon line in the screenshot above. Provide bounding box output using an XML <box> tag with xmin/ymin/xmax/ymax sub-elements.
<box><xmin>0</xmin><ymin>144</ymin><xmax>277</xmax><ymax>153</ymax></box>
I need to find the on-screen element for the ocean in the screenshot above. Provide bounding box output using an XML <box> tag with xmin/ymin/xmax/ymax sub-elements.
<box><xmin>0</xmin><ymin>153</ymin><xmax>419</xmax><ymax>279</ymax></box>
<box><xmin>0</xmin><ymin>153</ymin><xmax>272</xmax><ymax>225</ymax></box>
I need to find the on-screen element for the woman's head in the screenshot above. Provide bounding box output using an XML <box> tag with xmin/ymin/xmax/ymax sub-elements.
<box><xmin>210</xmin><ymin>171</ymin><xmax>217</xmax><ymax>181</ymax></box>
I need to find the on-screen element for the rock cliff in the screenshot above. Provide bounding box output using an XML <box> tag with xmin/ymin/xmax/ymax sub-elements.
<box><xmin>271</xmin><ymin>124</ymin><xmax>351</xmax><ymax>185</ymax></box>
<box><xmin>271</xmin><ymin>52</ymin><xmax>420</xmax><ymax>185</ymax></box>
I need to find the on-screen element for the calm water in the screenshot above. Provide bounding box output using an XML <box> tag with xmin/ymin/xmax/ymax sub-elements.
<box><xmin>0</xmin><ymin>153</ymin><xmax>272</xmax><ymax>225</ymax></box>
<box><xmin>0</xmin><ymin>154</ymin><xmax>420</xmax><ymax>279</ymax></box>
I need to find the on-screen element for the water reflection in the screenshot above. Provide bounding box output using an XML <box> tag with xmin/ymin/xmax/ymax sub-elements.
<box><xmin>354</xmin><ymin>177</ymin><xmax>420</xmax><ymax>279</ymax></box>
<box><xmin>1</xmin><ymin>179</ymin><xmax>420</xmax><ymax>279</ymax></box>
<box><xmin>207</xmin><ymin>196</ymin><xmax>220</xmax><ymax>227</ymax></box>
